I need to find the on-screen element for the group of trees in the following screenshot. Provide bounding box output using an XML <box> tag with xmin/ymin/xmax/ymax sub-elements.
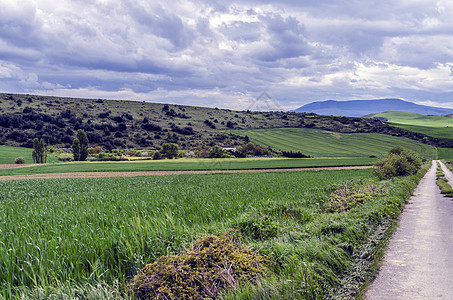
<box><xmin>32</xmin><ymin>138</ymin><xmax>47</xmax><ymax>163</ymax></box>
<box><xmin>72</xmin><ymin>130</ymin><xmax>89</xmax><ymax>161</ymax></box>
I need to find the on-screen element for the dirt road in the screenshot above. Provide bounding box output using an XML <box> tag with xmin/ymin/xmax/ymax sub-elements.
<box><xmin>0</xmin><ymin>165</ymin><xmax>373</xmax><ymax>181</ymax></box>
<box><xmin>366</xmin><ymin>161</ymin><xmax>453</xmax><ymax>299</ymax></box>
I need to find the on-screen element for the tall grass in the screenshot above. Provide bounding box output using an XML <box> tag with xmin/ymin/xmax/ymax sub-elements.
<box><xmin>0</xmin><ymin>167</ymin><xmax>425</xmax><ymax>298</ymax></box>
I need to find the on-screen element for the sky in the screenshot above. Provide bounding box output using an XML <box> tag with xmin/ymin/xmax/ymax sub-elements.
<box><xmin>1</xmin><ymin>0</ymin><xmax>453</xmax><ymax>110</ymax></box>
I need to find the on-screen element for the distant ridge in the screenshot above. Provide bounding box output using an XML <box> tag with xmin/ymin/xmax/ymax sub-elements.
<box><xmin>293</xmin><ymin>98</ymin><xmax>453</xmax><ymax>117</ymax></box>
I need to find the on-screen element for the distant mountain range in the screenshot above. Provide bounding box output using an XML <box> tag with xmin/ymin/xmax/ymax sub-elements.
<box><xmin>293</xmin><ymin>98</ymin><xmax>453</xmax><ymax>117</ymax></box>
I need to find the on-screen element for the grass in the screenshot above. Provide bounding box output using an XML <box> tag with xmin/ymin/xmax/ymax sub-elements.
<box><xmin>436</xmin><ymin>164</ymin><xmax>453</xmax><ymax>197</ymax></box>
<box><xmin>373</xmin><ymin>111</ymin><xmax>453</xmax><ymax>139</ymax></box>
<box><xmin>225</xmin><ymin>127</ymin><xmax>437</xmax><ymax>159</ymax></box>
<box><xmin>375</xmin><ymin>111</ymin><xmax>453</xmax><ymax>127</ymax></box>
<box><xmin>0</xmin><ymin>145</ymin><xmax>59</xmax><ymax>164</ymax></box>
<box><xmin>438</xmin><ymin>148</ymin><xmax>453</xmax><ymax>160</ymax></box>
<box><xmin>0</xmin><ymin>157</ymin><xmax>377</xmax><ymax>176</ymax></box>
<box><xmin>0</xmin><ymin>167</ymin><xmax>426</xmax><ymax>298</ymax></box>
<box><xmin>388</xmin><ymin>123</ymin><xmax>453</xmax><ymax>140</ymax></box>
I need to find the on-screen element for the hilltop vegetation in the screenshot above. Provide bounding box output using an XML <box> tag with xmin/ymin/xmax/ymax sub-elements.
<box><xmin>1</xmin><ymin>93</ymin><xmax>451</xmax><ymax>151</ymax></box>
<box><xmin>226</xmin><ymin>128</ymin><xmax>437</xmax><ymax>160</ymax></box>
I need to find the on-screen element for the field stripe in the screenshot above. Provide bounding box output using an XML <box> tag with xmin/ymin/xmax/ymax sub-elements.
<box><xmin>0</xmin><ymin>165</ymin><xmax>374</xmax><ymax>181</ymax></box>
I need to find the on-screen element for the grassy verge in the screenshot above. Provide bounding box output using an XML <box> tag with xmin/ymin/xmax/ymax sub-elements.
<box><xmin>436</xmin><ymin>162</ymin><xmax>453</xmax><ymax>197</ymax></box>
<box><xmin>0</xmin><ymin>157</ymin><xmax>376</xmax><ymax>176</ymax></box>
<box><xmin>0</xmin><ymin>165</ymin><xmax>428</xmax><ymax>299</ymax></box>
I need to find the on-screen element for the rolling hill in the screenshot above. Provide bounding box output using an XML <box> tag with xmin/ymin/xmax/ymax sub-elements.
<box><xmin>226</xmin><ymin>128</ymin><xmax>437</xmax><ymax>160</ymax></box>
<box><xmin>293</xmin><ymin>98</ymin><xmax>453</xmax><ymax>117</ymax></box>
<box><xmin>373</xmin><ymin>111</ymin><xmax>453</xmax><ymax>140</ymax></box>
<box><xmin>1</xmin><ymin>93</ymin><xmax>452</xmax><ymax>151</ymax></box>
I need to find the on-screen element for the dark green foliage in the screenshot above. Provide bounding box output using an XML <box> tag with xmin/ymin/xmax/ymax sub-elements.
<box><xmin>72</xmin><ymin>138</ymin><xmax>80</xmax><ymax>161</ymax></box>
<box><xmin>127</xmin><ymin>230</ymin><xmax>269</xmax><ymax>300</ymax></box>
<box><xmin>76</xmin><ymin>129</ymin><xmax>89</xmax><ymax>161</ymax></box>
<box><xmin>32</xmin><ymin>138</ymin><xmax>46</xmax><ymax>164</ymax></box>
<box><xmin>160</xmin><ymin>143</ymin><xmax>179</xmax><ymax>159</ymax></box>
<box><xmin>281</xmin><ymin>151</ymin><xmax>310</xmax><ymax>158</ymax></box>
<box><xmin>152</xmin><ymin>151</ymin><xmax>162</xmax><ymax>160</ymax></box>
<box><xmin>209</xmin><ymin>145</ymin><xmax>225</xmax><ymax>158</ymax></box>
<box><xmin>374</xmin><ymin>147</ymin><xmax>421</xmax><ymax>179</ymax></box>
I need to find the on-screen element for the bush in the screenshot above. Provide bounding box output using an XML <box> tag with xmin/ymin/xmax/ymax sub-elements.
<box><xmin>14</xmin><ymin>157</ymin><xmax>25</xmax><ymax>164</ymax></box>
<box><xmin>374</xmin><ymin>147</ymin><xmax>421</xmax><ymax>180</ymax></box>
<box><xmin>127</xmin><ymin>230</ymin><xmax>269</xmax><ymax>300</ymax></box>
<box><xmin>233</xmin><ymin>213</ymin><xmax>278</xmax><ymax>240</ymax></box>
<box><xmin>152</xmin><ymin>151</ymin><xmax>162</xmax><ymax>160</ymax></box>
<box><xmin>324</xmin><ymin>180</ymin><xmax>389</xmax><ymax>213</ymax></box>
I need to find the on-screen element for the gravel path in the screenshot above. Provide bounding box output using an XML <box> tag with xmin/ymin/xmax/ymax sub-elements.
<box><xmin>366</xmin><ymin>160</ymin><xmax>453</xmax><ymax>299</ymax></box>
<box><xmin>0</xmin><ymin>165</ymin><xmax>373</xmax><ymax>181</ymax></box>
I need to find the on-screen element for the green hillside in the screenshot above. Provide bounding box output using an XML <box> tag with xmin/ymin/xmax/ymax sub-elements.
<box><xmin>0</xmin><ymin>93</ymin><xmax>447</xmax><ymax>150</ymax></box>
<box><xmin>387</xmin><ymin>123</ymin><xmax>453</xmax><ymax>140</ymax></box>
<box><xmin>0</xmin><ymin>145</ymin><xmax>59</xmax><ymax>164</ymax></box>
<box><xmin>375</xmin><ymin>111</ymin><xmax>453</xmax><ymax>139</ymax></box>
<box><xmin>226</xmin><ymin>128</ymin><xmax>437</xmax><ymax>159</ymax></box>
<box><xmin>375</xmin><ymin>111</ymin><xmax>453</xmax><ymax>127</ymax></box>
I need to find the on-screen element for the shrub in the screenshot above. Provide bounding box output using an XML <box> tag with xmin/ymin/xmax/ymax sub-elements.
<box><xmin>14</xmin><ymin>157</ymin><xmax>25</xmax><ymax>164</ymax></box>
<box><xmin>152</xmin><ymin>151</ymin><xmax>162</xmax><ymax>160</ymax></box>
<box><xmin>324</xmin><ymin>180</ymin><xmax>389</xmax><ymax>213</ymax></box>
<box><xmin>374</xmin><ymin>147</ymin><xmax>421</xmax><ymax>180</ymax></box>
<box><xmin>127</xmin><ymin>230</ymin><xmax>269</xmax><ymax>300</ymax></box>
<box><xmin>233</xmin><ymin>213</ymin><xmax>278</xmax><ymax>240</ymax></box>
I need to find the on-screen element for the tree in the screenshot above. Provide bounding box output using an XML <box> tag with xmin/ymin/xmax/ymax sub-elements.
<box><xmin>160</xmin><ymin>143</ymin><xmax>179</xmax><ymax>159</ymax></box>
<box><xmin>209</xmin><ymin>146</ymin><xmax>225</xmax><ymax>158</ymax></box>
<box><xmin>76</xmin><ymin>129</ymin><xmax>89</xmax><ymax>161</ymax></box>
<box><xmin>32</xmin><ymin>138</ymin><xmax>47</xmax><ymax>164</ymax></box>
<box><xmin>72</xmin><ymin>138</ymin><xmax>80</xmax><ymax>161</ymax></box>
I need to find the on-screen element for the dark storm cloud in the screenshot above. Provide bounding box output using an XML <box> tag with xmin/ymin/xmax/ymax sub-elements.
<box><xmin>0</xmin><ymin>0</ymin><xmax>452</xmax><ymax>109</ymax></box>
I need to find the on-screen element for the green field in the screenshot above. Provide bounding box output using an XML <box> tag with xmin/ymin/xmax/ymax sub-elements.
<box><xmin>374</xmin><ymin>111</ymin><xmax>453</xmax><ymax>139</ymax></box>
<box><xmin>0</xmin><ymin>167</ymin><xmax>425</xmax><ymax>298</ymax></box>
<box><xmin>0</xmin><ymin>145</ymin><xmax>59</xmax><ymax>164</ymax></box>
<box><xmin>438</xmin><ymin>148</ymin><xmax>453</xmax><ymax>160</ymax></box>
<box><xmin>375</xmin><ymin>111</ymin><xmax>453</xmax><ymax>127</ymax></box>
<box><xmin>388</xmin><ymin>122</ymin><xmax>453</xmax><ymax>140</ymax></box>
<box><xmin>226</xmin><ymin>128</ymin><xmax>437</xmax><ymax>159</ymax></box>
<box><xmin>0</xmin><ymin>157</ymin><xmax>376</xmax><ymax>177</ymax></box>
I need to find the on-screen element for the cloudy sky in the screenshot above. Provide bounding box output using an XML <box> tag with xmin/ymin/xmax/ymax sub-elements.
<box><xmin>1</xmin><ymin>0</ymin><xmax>453</xmax><ymax>110</ymax></box>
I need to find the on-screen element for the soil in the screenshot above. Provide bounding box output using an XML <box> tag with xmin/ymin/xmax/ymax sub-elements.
<box><xmin>0</xmin><ymin>164</ymin><xmax>38</xmax><ymax>169</ymax></box>
<box><xmin>0</xmin><ymin>165</ymin><xmax>373</xmax><ymax>181</ymax></box>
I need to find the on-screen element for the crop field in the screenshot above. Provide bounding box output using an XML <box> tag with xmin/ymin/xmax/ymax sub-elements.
<box><xmin>374</xmin><ymin>111</ymin><xmax>453</xmax><ymax>139</ymax></box>
<box><xmin>438</xmin><ymin>148</ymin><xmax>453</xmax><ymax>160</ymax></box>
<box><xmin>388</xmin><ymin>123</ymin><xmax>453</xmax><ymax>140</ymax></box>
<box><xmin>0</xmin><ymin>167</ymin><xmax>425</xmax><ymax>298</ymax></box>
<box><xmin>226</xmin><ymin>127</ymin><xmax>437</xmax><ymax>159</ymax></box>
<box><xmin>375</xmin><ymin>111</ymin><xmax>453</xmax><ymax>127</ymax></box>
<box><xmin>0</xmin><ymin>157</ymin><xmax>377</xmax><ymax>177</ymax></box>
<box><xmin>0</xmin><ymin>145</ymin><xmax>59</xmax><ymax>164</ymax></box>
